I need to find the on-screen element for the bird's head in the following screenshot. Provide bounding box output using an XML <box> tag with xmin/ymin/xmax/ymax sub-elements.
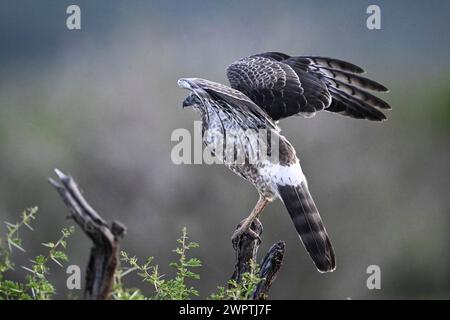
<box><xmin>182</xmin><ymin>93</ymin><xmax>202</xmax><ymax>109</ymax></box>
<box><xmin>178</xmin><ymin>78</ymin><xmax>203</xmax><ymax>109</ymax></box>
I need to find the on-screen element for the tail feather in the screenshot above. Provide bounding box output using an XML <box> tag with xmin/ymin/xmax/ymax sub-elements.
<box><xmin>277</xmin><ymin>182</ymin><xmax>336</xmax><ymax>272</ymax></box>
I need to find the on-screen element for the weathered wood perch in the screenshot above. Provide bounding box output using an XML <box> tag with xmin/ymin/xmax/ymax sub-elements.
<box><xmin>231</xmin><ymin>218</ymin><xmax>285</xmax><ymax>300</ymax></box>
<box><xmin>253</xmin><ymin>240</ymin><xmax>285</xmax><ymax>299</ymax></box>
<box><xmin>48</xmin><ymin>169</ymin><xmax>126</xmax><ymax>300</ymax></box>
<box><xmin>48</xmin><ymin>168</ymin><xmax>284</xmax><ymax>300</ymax></box>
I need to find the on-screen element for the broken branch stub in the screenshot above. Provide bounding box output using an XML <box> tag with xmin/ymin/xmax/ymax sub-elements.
<box><xmin>48</xmin><ymin>169</ymin><xmax>126</xmax><ymax>300</ymax></box>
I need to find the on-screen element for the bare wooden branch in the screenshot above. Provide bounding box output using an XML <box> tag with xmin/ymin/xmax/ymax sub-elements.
<box><xmin>231</xmin><ymin>218</ymin><xmax>263</xmax><ymax>283</ymax></box>
<box><xmin>48</xmin><ymin>168</ymin><xmax>283</xmax><ymax>300</ymax></box>
<box><xmin>253</xmin><ymin>241</ymin><xmax>285</xmax><ymax>300</ymax></box>
<box><xmin>231</xmin><ymin>218</ymin><xmax>285</xmax><ymax>299</ymax></box>
<box><xmin>48</xmin><ymin>169</ymin><xmax>126</xmax><ymax>300</ymax></box>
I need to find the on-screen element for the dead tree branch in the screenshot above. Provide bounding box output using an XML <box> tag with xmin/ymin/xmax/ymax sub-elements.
<box><xmin>48</xmin><ymin>168</ymin><xmax>283</xmax><ymax>300</ymax></box>
<box><xmin>231</xmin><ymin>219</ymin><xmax>263</xmax><ymax>283</ymax></box>
<box><xmin>48</xmin><ymin>169</ymin><xmax>126</xmax><ymax>300</ymax></box>
<box><xmin>253</xmin><ymin>241</ymin><xmax>285</xmax><ymax>300</ymax></box>
<box><xmin>231</xmin><ymin>218</ymin><xmax>285</xmax><ymax>299</ymax></box>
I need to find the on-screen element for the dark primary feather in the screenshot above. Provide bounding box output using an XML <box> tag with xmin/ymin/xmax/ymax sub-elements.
<box><xmin>301</xmin><ymin>56</ymin><xmax>365</xmax><ymax>74</ymax></box>
<box><xmin>327</xmin><ymin>87</ymin><xmax>386</xmax><ymax>121</ymax></box>
<box><xmin>321</xmin><ymin>77</ymin><xmax>391</xmax><ymax>110</ymax></box>
<box><xmin>227</xmin><ymin>52</ymin><xmax>390</xmax><ymax>121</ymax></box>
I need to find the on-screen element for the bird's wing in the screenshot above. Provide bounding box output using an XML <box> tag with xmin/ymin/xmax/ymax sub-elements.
<box><xmin>227</xmin><ymin>53</ymin><xmax>329</xmax><ymax>120</ymax></box>
<box><xmin>178</xmin><ymin>77</ymin><xmax>279</xmax><ymax>131</ymax></box>
<box><xmin>227</xmin><ymin>52</ymin><xmax>390</xmax><ymax>121</ymax></box>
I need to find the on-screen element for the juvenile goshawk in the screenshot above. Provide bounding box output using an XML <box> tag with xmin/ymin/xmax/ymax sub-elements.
<box><xmin>178</xmin><ymin>52</ymin><xmax>390</xmax><ymax>273</ymax></box>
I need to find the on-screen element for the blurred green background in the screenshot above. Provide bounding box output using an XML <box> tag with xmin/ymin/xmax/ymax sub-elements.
<box><xmin>0</xmin><ymin>0</ymin><xmax>449</xmax><ymax>299</ymax></box>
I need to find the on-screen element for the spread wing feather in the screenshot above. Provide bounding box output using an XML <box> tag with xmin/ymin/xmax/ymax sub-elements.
<box><xmin>227</xmin><ymin>52</ymin><xmax>390</xmax><ymax>121</ymax></box>
<box><xmin>301</xmin><ymin>56</ymin><xmax>365</xmax><ymax>74</ymax></box>
<box><xmin>178</xmin><ymin>77</ymin><xmax>279</xmax><ymax>131</ymax></box>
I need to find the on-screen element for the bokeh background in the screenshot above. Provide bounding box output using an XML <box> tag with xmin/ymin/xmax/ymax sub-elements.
<box><xmin>0</xmin><ymin>0</ymin><xmax>449</xmax><ymax>299</ymax></box>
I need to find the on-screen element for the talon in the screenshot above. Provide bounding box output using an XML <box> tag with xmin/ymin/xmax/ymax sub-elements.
<box><xmin>231</xmin><ymin>227</ymin><xmax>245</xmax><ymax>242</ymax></box>
<box><xmin>248</xmin><ymin>229</ymin><xmax>261</xmax><ymax>243</ymax></box>
<box><xmin>231</xmin><ymin>222</ymin><xmax>261</xmax><ymax>243</ymax></box>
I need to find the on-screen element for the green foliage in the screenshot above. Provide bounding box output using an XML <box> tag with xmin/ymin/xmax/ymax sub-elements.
<box><xmin>116</xmin><ymin>227</ymin><xmax>201</xmax><ymax>300</ymax></box>
<box><xmin>115</xmin><ymin>228</ymin><xmax>262</xmax><ymax>300</ymax></box>
<box><xmin>0</xmin><ymin>207</ymin><xmax>74</xmax><ymax>300</ymax></box>
<box><xmin>22</xmin><ymin>226</ymin><xmax>74</xmax><ymax>299</ymax></box>
<box><xmin>112</xmin><ymin>266</ymin><xmax>146</xmax><ymax>300</ymax></box>
<box><xmin>2</xmin><ymin>207</ymin><xmax>37</xmax><ymax>259</ymax></box>
<box><xmin>209</xmin><ymin>260</ymin><xmax>262</xmax><ymax>300</ymax></box>
<box><xmin>1</xmin><ymin>209</ymin><xmax>262</xmax><ymax>300</ymax></box>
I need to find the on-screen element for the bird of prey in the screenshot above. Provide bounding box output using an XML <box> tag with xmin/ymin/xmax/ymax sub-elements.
<box><xmin>178</xmin><ymin>52</ymin><xmax>390</xmax><ymax>272</ymax></box>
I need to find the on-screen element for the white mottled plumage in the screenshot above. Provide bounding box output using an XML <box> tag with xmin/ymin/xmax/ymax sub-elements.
<box><xmin>260</xmin><ymin>159</ymin><xmax>307</xmax><ymax>190</ymax></box>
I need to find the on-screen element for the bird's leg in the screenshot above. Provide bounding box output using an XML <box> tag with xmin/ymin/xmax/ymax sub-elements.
<box><xmin>232</xmin><ymin>197</ymin><xmax>269</xmax><ymax>242</ymax></box>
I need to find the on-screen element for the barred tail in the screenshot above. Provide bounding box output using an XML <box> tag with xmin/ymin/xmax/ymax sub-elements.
<box><xmin>277</xmin><ymin>181</ymin><xmax>336</xmax><ymax>272</ymax></box>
